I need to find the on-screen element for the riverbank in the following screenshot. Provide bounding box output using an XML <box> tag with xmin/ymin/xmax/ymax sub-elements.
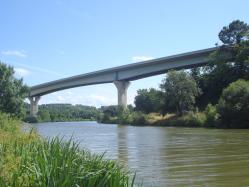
<box><xmin>98</xmin><ymin>111</ymin><xmax>218</xmax><ymax>128</ymax></box>
<box><xmin>0</xmin><ymin>113</ymin><xmax>137</xmax><ymax>187</ymax></box>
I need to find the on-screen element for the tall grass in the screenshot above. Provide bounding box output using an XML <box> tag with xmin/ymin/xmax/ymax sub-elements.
<box><xmin>0</xmin><ymin>113</ymin><xmax>138</xmax><ymax>187</ymax></box>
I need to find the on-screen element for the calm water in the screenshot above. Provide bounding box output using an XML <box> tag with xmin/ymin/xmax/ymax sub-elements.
<box><xmin>33</xmin><ymin>121</ymin><xmax>249</xmax><ymax>187</ymax></box>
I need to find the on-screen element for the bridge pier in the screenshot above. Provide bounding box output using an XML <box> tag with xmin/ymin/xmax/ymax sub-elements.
<box><xmin>28</xmin><ymin>96</ymin><xmax>41</xmax><ymax>117</ymax></box>
<box><xmin>114</xmin><ymin>81</ymin><xmax>130</xmax><ymax>108</ymax></box>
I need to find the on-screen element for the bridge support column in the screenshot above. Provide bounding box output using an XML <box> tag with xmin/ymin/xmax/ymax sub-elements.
<box><xmin>114</xmin><ymin>81</ymin><xmax>130</xmax><ymax>108</ymax></box>
<box><xmin>28</xmin><ymin>96</ymin><xmax>41</xmax><ymax>117</ymax></box>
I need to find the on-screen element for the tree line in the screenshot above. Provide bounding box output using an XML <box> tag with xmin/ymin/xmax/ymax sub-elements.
<box><xmin>1</xmin><ymin>20</ymin><xmax>249</xmax><ymax>128</ymax></box>
<box><xmin>24</xmin><ymin>103</ymin><xmax>100</xmax><ymax>122</ymax></box>
<box><xmin>132</xmin><ymin>20</ymin><xmax>249</xmax><ymax>128</ymax></box>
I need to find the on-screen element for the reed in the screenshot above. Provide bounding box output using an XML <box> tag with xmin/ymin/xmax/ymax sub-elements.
<box><xmin>0</xmin><ymin>113</ymin><xmax>138</xmax><ymax>187</ymax></box>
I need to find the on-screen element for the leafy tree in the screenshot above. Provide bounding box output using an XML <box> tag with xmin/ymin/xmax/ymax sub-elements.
<box><xmin>219</xmin><ymin>20</ymin><xmax>249</xmax><ymax>45</ymax></box>
<box><xmin>217</xmin><ymin>79</ymin><xmax>249</xmax><ymax>128</ymax></box>
<box><xmin>160</xmin><ymin>70</ymin><xmax>201</xmax><ymax>115</ymax></box>
<box><xmin>195</xmin><ymin>20</ymin><xmax>249</xmax><ymax>108</ymax></box>
<box><xmin>0</xmin><ymin>62</ymin><xmax>28</xmax><ymax>118</ymax></box>
<box><xmin>29</xmin><ymin>104</ymin><xmax>99</xmax><ymax>122</ymax></box>
<box><xmin>134</xmin><ymin>88</ymin><xmax>162</xmax><ymax>114</ymax></box>
<box><xmin>38</xmin><ymin>110</ymin><xmax>51</xmax><ymax>122</ymax></box>
<box><xmin>101</xmin><ymin>105</ymin><xmax>119</xmax><ymax>117</ymax></box>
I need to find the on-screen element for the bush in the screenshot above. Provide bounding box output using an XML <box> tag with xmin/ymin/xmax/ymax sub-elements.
<box><xmin>130</xmin><ymin>112</ymin><xmax>147</xmax><ymax>126</ymax></box>
<box><xmin>217</xmin><ymin>79</ymin><xmax>249</xmax><ymax>128</ymax></box>
<box><xmin>204</xmin><ymin>104</ymin><xmax>219</xmax><ymax>127</ymax></box>
<box><xmin>180</xmin><ymin>112</ymin><xmax>206</xmax><ymax>127</ymax></box>
<box><xmin>24</xmin><ymin>115</ymin><xmax>39</xmax><ymax>123</ymax></box>
<box><xmin>0</xmin><ymin>112</ymin><xmax>19</xmax><ymax>132</ymax></box>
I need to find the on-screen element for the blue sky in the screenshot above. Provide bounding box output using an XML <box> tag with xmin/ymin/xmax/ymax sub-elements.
<box><xmin>1</xmin><ymin>0</ymin><xmax>249</xmax><ymax>107</ymax></box>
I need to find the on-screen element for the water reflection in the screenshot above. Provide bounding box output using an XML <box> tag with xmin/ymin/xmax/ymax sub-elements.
<box><xmin>34</xmin><ymin>122</ymin><xmax>249</xmax><ymax>187</ymax></box>
<box><xmin>117</xmin><ymin>125</ymin><xmax>128</xmax><ymax>164</ymax></box>
<box><xmin>162</xmin><ymin>128</ymin><xmax>249</xmax><ymax>186</ymax></box>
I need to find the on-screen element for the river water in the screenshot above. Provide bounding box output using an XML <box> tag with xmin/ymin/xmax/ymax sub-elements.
<box><xmin>33</xmin><ymin>121</ymin><xmax>249</xmax><ymax>187</ymax></box>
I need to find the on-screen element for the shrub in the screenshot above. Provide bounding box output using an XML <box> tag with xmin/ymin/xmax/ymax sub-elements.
<box><xmin>204</xmin><ymin>104</ymin><xmax>219</xmax><ymax>127</ymax></box>
<box><xmin>0</xmin><ymin>112</ymin><xmax>19</xmax><ymax>132</ymax></box>
<box><xmin>130</xmin><ymin>112</ymin><xmax>147</xmax><ymax>126</ymax></box>
<box><xmin>24</xmin><ymin>115</ymin><xmax>39</xmax><ymax>123</ymax></box>
<box><xmin>181</xmin><ymin>112</ymin><xmax>206</xmax><ymax>127</ymax></box>
<box><xmin>217</xmin><ymin>79</ymin><xmax>249</xmax><ymax>128</ymax></box>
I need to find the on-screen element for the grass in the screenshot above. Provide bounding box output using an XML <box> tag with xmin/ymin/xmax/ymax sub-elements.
<box><xmin>99</xmin><ymin>110</ymin><xmax>208</xmax><ymax>128</ymax></box>
<box><xmin>153</xmin><ymin>112</ymin><xmax>206</xmax><ymax>127</ymax></box>
<box><xmin>0</xmin><ymin>113</ymin><xmax>139</xmax><ymax>187</ymax></box>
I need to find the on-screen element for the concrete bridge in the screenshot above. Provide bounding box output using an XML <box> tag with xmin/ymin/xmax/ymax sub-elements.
<box><xmin>28</xmin><ymin>47</ymin><xmax>217</xmax><ymax>117</ymax></box>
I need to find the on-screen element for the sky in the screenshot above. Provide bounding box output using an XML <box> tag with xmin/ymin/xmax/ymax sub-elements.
<box><xmin>1</xmin><ymin>0</ymin><xmax>249</xmax><ymax>107</ymax></box>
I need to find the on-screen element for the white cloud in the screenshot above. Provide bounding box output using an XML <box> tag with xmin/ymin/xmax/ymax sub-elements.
<box><xmin>8</xmin><ymin>61</ymin><xmax>62</xmax><ymax>76</ymax></box>
<box><xmin>86</xmin><ymin>94</ymin><xmax>116</xmax><ymax>106</ymax></box>
<box><xmin>14</xmin><ymin>68</ymin><xmax>30</xmax><ymax>78</ymax></box>
<box><xmin>1</xmin><ymin>50</ymin><xmax>27</xmax><ymax>58</ymax></box>
<box><xmin>40</xmin><ymin>90</ymin><xmax>117</xmax><ymax>107</ymax></box>
<box><xmin>132</xmin><ymin>56</ymin><xmax>154</xmax><ymax>62</ymax></box>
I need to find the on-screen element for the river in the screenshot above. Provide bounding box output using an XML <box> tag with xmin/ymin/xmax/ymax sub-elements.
<box><xmin>33</xmin><ymin>121</ymin><xmax>249</xmax><ymax>187</ymax></box>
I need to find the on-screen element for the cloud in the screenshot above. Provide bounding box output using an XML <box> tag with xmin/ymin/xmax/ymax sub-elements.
<box><xmin>8</xmin><ymin>61</ymin><xmax>62</xmax><ymax>76</ymax></box>
<box><xmin>132</xmin><ymin>56</ymin><xmax>154</xmax><ymax>62</ymax></box>
<box><xmin>40</xmin><ymin>90</ymin><xmax>117</xmax><ymax>107</ymax></box>
<box><xmin>1</xmin><ymin>50</ymin><xmax>27</xmax><ymax>58</ymax></box>
<box><xmin>14</xmin><ymin>68</ymin><xmax>30</xmax><ymax>78</ymax></box>
<box><xmin>86</xmin><ymin>94</ymin><xmax>116</xmax><ymax>106</ymax></box>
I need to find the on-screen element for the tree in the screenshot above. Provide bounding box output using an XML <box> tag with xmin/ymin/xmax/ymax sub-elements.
<box><xmin>217</xmin><ymin>79</ymin><xmax>249</xmax><ymax>128</ymax></box>
<box><xmin>195</xmin><ymin>20</ymin><xmax>249</xmax><ymax>108</ymax></box>
<box><xmin>38</xmin><ymin>110</ymin><xmax>51</xmax><ymax>122</ymax></box>
<box><xmin>219</xmin><ymin>20</ymin><xmax>249</xmax><ymax>45</ymax></box>
<box><xmin>134</xmin><ymin>88</ymin><xmax>162</xmax><ymax>114</ymax></box>
<box><xmin>0</xmin><ymin>62</ymin><xmax>28</xmax><ymax>118</ymax></box>
<box><xmin>160</xmin><ymin>70</ymin><xmax>201</xmax><ymax>115</ymax></box>
<box><xmin>101</xmin><ymin>105</ymin><xmax>119</xmax><ymax>117</ymax></box>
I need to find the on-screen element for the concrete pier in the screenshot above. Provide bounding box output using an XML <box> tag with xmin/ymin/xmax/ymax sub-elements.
<box><xmin>28</xmin><ymin>96</ymin><xmax>41</xmax><ymax>117</ymax></box>
<box><xmin>114</xmin><ymin>81</ymin><xmax>130</xmax><ymax>108</ymax></box>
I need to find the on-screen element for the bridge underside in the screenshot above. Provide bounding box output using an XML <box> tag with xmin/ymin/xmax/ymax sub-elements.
<box><xmin>28</xmin><ymin>47</ymin><xmax>217</xmax><ymax>117</ymax></box>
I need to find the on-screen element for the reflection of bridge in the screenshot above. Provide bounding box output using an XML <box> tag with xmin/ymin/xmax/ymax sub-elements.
<box><xmin>28</xmin><ymin>47</ymin><xmax>217</xmax><ymax>117</ymax></box>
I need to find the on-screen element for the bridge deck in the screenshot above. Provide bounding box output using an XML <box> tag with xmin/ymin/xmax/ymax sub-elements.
<box><xmin>29</xmin><ymin>47</ymin><xmax>217</xmax><ymax>97</ymax></box>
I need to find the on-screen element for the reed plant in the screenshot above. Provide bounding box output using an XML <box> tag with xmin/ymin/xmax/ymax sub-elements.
<box><xmin>0</xmin><ymin>113</ymin><xmax>138</xmax><ymax>187</ymax></box>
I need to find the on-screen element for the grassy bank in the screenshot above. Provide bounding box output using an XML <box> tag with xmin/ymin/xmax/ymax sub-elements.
<box><xmin>0</xmin><ymin>113</ymin><xmax>138</xmax><ymax>187</ymax></box>
<box><xmin>99</xmin><ymin>111</ymin><xmax>213</xmax><ymax>128</ymax></box>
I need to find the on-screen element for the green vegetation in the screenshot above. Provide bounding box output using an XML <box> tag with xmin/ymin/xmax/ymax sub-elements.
<box><xmin>0</xmin><ymin>62</ymin><xmax>28</xmax><ymax>118</ymax></box>
<box><xmin>134</xmin><ymin>88</ymin><xmax>161</xmax><ymax>114</ymax></box>
<box><xmin>0</xmin><ymin>60</ymin><xmax>138</xmax><ymax>186</ymax></box>
<box><xmin>0</xmin><ymin>113</ymin><xmax>137</xmax><ymax>187</ymax></box>
<box><xmin>217</xmin><ymin>79</ymin><xmax>249</xmax><ymax>128</ymax></box>
<box><xmin>100</xmin><ymin>20</ymin><xmax>249</xmax><ymax>129</ymax></box>
<box><xmin>160</xmin><ymin>70</ymin><xmax>201</xmax><ymax>115</ymax></box>
<box><xmin>25</xmin><ymin>103</ymin><xmax>100</xmax><ymax>122</ymax></box>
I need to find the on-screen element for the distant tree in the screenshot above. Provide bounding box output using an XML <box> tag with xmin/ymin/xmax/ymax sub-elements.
<box><xmin>160</xmin><ymin>70</ymin><xmax>201</xmax><ymax>115</ymax></box>
<box><xmin>38</xmin><ymin>110</ymin><xmax>51</xmax><ymax>122</ymax></box>
<box><xmin>101</xmin><ymin>105</ymin><xmax>119</xmax><ymax>117</ymax></box>
<box><xmin>0</xmin><ymin>62</ymin><xmax>28</xmax><ymax>117</ymax></box>
<box><xmin>25</xmin><ymin>103</ymin><xmax>99</xmax><ymax>122</ymax></box>
<box><xmin>217</xmin><ymin>79</ymin><xmax>249</xmax><ymax>128</ymax></box>
<box><xmin>134</xmin><ymin>88</ymin><xmax>162</xmax><ymax>114</ymax></box>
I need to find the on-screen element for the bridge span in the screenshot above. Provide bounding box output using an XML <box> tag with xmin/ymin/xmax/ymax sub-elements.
<box><xmin>28</xmin><ymin>47</ymin><xmax>217</xmax><ymax>117</ymax></box>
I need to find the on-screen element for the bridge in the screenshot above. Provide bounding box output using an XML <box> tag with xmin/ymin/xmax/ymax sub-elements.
<box><xmin>28</xmin><ymin>47</ymin><xmax>217</xmax><ymax>117</ymax></box>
